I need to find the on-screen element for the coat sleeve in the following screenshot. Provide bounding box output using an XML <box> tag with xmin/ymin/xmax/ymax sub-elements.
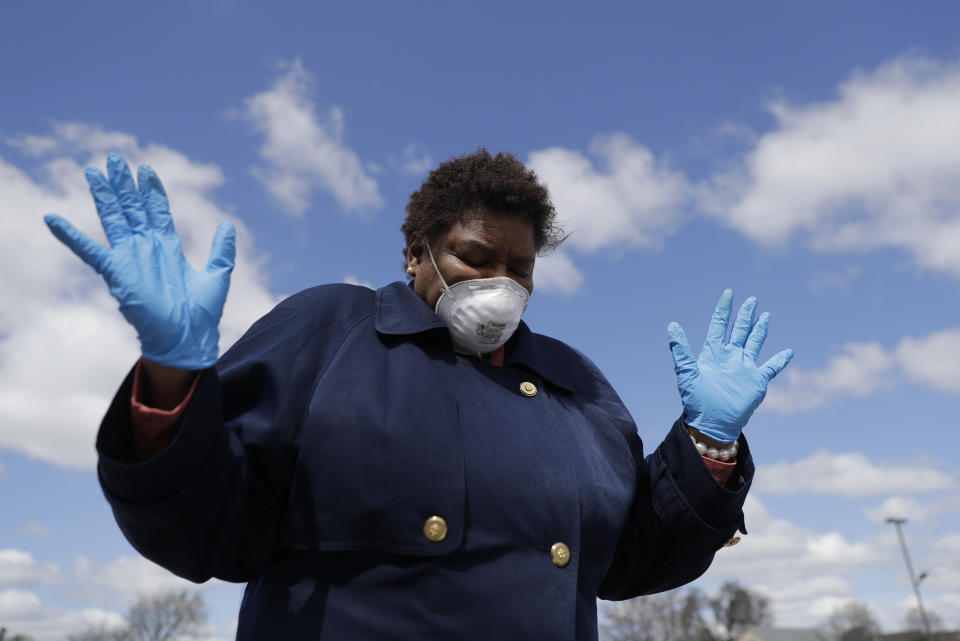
<box><xmin>96</xmin><ymin>286</ymin><xmax>373</xmax><ymax>583</ymax></box>
<box><xmin>597</xmin><ymin>416</ymin><xmax>752</xmax><ymax>600</ymax></box>
<box><xmin>558</xmin><ymin>346</ymin><xmax>752</xmax><ymax>601</ymax></box>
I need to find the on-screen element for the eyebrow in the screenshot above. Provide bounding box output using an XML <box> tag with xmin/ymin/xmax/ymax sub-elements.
<box><xmin>452</xmin><ymin>239</ymin><xmax>494</xmax><ymax>252</ymax></box>
<box><xmin>451</xmin><ymin>239</ymin><xmax>535</xmax><ymax>262</ymax></box>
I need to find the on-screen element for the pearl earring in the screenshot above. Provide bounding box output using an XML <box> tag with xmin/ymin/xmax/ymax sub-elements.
<box><xmin>406</xmin><ymin>266</ymin><xmax>415</xmax><ymax>275</ymax></box>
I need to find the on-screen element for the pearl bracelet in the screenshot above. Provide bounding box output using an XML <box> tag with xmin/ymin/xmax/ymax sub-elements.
<box><xmin>690</xmin><ymin>435</ymin><xmax>738</xmax><ymax>461</ymax></box>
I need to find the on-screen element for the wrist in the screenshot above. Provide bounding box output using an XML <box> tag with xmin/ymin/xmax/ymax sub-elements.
<box><xmin>685</xmin><ymin>425</ymin><xmax>734</xmax><ymax>447</ymax></box>
<box><xmin>139</xmin><ymin>357</ymin><xmax>197</xmax><ymax>410</ymax></box>
<box><xmin>684</xmin><ymin>415</ymin><xmax>742</xmax><ymax>444</ymax></box>
<box><xmin>140</xmin><ymin>325</ymin><xmax>221</xmax><ymax>370</ymax></box>
<box><xmin>686</xmin><ymin>424</ymin><xmax>739</xmax><ymax>461</ymax></box>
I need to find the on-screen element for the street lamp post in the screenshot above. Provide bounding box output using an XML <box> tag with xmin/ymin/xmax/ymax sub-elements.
<box><xmin>886</xmin><ymin>517</ymin><xmax>932</xmax><ymax>636</ymax></box>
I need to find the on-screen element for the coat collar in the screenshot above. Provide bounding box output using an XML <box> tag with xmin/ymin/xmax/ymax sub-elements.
<box><xmin>374</xmin><ymin>281</ymin><xmax>449</xmax><ymax>336</ymax></box>
<box><xmin>374</xmin><ymin>281</ymin><xmax>575</xmax><ymax>392</ymax></box>
<box><xmin>505</xmin><ymin>322</ymin><xmax>575</xmax><ymax>392</ymax></box>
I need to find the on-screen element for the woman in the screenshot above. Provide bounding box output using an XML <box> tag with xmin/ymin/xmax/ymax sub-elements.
<box><xmin>45</xmin><ymin>150</ymin><xmax>792</xmax><ymax>640</ymax></box>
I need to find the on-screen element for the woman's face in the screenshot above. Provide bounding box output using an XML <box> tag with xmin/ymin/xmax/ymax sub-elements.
<box><xmin>407</xmin><ymin>210</ymin><xmax>536</xmax><ymax>310</ymax></box>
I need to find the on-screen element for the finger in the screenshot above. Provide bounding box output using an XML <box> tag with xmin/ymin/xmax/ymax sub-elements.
<box><xmin>743</xmin><ymin>311</ymin><xmax>771</xmax><ymax>361</ymax></box>
<box><xmin>667</xmin><ymin>321</ymin><xmax>699</xmax><ymax>387</ymax></box>
<box><xmin>760</xmin><ymin>348</ymin><xmax>794</xmax><ymax>382</ymax></box>
<box><xmin>85</xmin><ymin>166</ymin><xmax>129</xmax><ymax>247</ymax></box>
<box><xmin>107</xmin><ymin>153</ymin><xmax>148</xmax><ymax>232</ymax></box>
<box><xmin>705</xmin><ymin>288</ymin><xmax>734</xmax><ymax>345</ymax></box>
<box><xmin>44</xmin><ymin>213</ymin><xmax>111</xmax><ymax>274</ymax></box>
<box><xmin>728</xmin><ymin>296</ymin><xmax>757</xmax><ymax>348</ymax></box>
<box><xmin>137</xmin><ymin>164</ymin><xmax>175</xmax><ymax>235</ymax></box>
<box><xmin>206</xmin><ymin>221</ymin><xmax>237</xmax><ymax>273</ymax></box>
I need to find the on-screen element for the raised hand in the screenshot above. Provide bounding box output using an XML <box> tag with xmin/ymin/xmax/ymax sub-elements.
<box><xmin>667</xmin><ymin>289</ymin><xmax>793</xmax><ymax>442</ymax></box>
<box><xmin>44</xmin><ymin>153</ymin><xmax>236</xmax><ymax>369</ymax></box>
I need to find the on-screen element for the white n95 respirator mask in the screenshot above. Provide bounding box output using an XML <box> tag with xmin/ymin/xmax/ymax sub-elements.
<box><xmin>425</xmin><ymin>242</ymin><xmax>529</xmax><ymax>355</ymax></box>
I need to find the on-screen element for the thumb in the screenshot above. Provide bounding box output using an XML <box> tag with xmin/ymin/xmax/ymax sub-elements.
<box><xmin>668</xmin><ymin>322</ymin><xmax>699</xmax><ymax>387</ymax></box>
<box><xmin>760</xmin><ymin>348</ymin><xmax>794</xmax><ymax>383</ymax></box>
<box><xmin>206</xmin><ymin>221</ymin><xmax>236</xmax><ymax>273</ymax></box>
<box><xmin>45</xmin><ymin>213</ymin><xmax>111</xmax><ymax>275</ymax></box>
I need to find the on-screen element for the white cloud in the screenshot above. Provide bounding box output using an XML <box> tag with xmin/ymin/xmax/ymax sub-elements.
<box><xmin>0</xmin><ymin>596</ymin><xmax>126</xmax><ymax>641</ymax></box>
<box><xmin>758</xmin><ymin>575</ymin><xmax>853</xmax><ymax>604</ymax></box>
<box><xmin>182</xmin><ymin>625</ymin><xmax>232</xmax><ymax>641</ymax></box>
<box><xmin>864</xmin><ymin>494</ymin><xmax>960</xmax><ymax>523</ymax></box>
<box><xmin>702</xmin><ymin>54</ymin><xmax>960</xmax><ymax>280</ymax></box>
<box><xmin>708</xmin><ymin>495</ymin><xmax>882</xmax><ymax>582</ymax></box>
<box><xmin>399</xmin><ymin>143</ymin><xmax>433</xmax><ymax>174</ymax></box>
<box><xmin>924</xmin><ymin>535</ymin><xmax>960</xmax><ymax>599</ymax></box>
<box><xmin>766</xmin><ymin>327</ymin><xmax>960</xmax><ymax>412</ymax></box>
<box><xmin>895</xmin><ymin>328</ymin><xmax>960</xmax><ymax>393</ymax></box>
<box><xmin>0</xmin><ymin>125</ymin><xmax>277</xmax><ymax>468</ymax></box>
<box><xmin>927</xmin><ymin>566</ymin><xmax>960</xmax><ymax>592</ymax></box>
<box><xmin>532</xmin><ymin>250</ymin><xmax>584</xmax><ymax>295</ymax></box>
<box><xmin>0</xmin><ymin>549</ymin><xmax>61</xmax><ymax>586</ymax></box>
<box><xmin>752</xmin><ymin>576</ymin><xmax>855</xmax><ymax>627</ymax></box>
<box><xmin>22</xmin><ymin>521</ymin><xmax>53</xmax><ymax>537</ymax></box>
<box><xmin>0</xmin><ymin>588</ymin><xmax>43</xmax><ymax>620</ymax></box>
<box><xmin>939</xmin><ymin>591</ymin><xmax>960</xmax><ymax>611</ymax></box>
<box><xmin>934</xmin><ymin>533</ymin><xmax>960</xmax><ymax>554</ymax></box>
<box><xmin>67</xmin><ymin>554</ymin><xmax>240</xmax><ymax>641</ymax></box>
<box><xmin>764</xmin><ymin>341</ymin><xmax>897</xmax><ymax>412</ymax></box>
<box><xmin>757</xmin><ymin>451</ymin><xmax>956</xmax><ymax>497</ymax></box>
<box><xmin>528</xmin><ymin>133</ymin><xmax>689</xmax><ymax>253</ymax></box>
<box><xmin>770</xmin><ymin>342</ymin><xmax>897</xmax><ymax>411</ymax></box>
<box><xmin>73</xmin><ymin>555</ymin><xmax>210</xmax><ymax>595</ymax></box>
<box><xmin>809</xmin><ymin>264</ymin><xmax>863</xmax><ymax>292</ymax></box>
<box><xmin>926</xmin><ymin>593</ymin><xmax>960</xmax><ymax>632</ymax></box>
<box><xmin>240</xmin><ymin>58</ymin><xmax>382</xmax><ymax>215</ymax></box>
<box><xmin>223</xmin><ymin>618</ymin><xmax>239</xmax><ymax>639</ymax></box>
<box><xmin>343</xmin><ymin>275</ymin><xmax>374</xmax><ymax>289</ymax></box>
<box><xmin>72</xmin><ymin>609</ymin><xmax>128</xmax><ymax>629</ymax></box>
<box><xmin>701</xmin><ymin>496</ymin><xmax>923</xmax><ymax>628</ymax></box>
<box><xmin>5</xmin><ymin>134</ymin><xmax>59</xmax><ymax>156</ymax></box>
<box><xmin>0</xmin><ymin>549</ymin><xmax>236</xmax><ymax>640</ymax></box>
<box><xmin>53</xmin><ymin>122</ymin><xmax>140</xmax><ymax>156</ymax></box>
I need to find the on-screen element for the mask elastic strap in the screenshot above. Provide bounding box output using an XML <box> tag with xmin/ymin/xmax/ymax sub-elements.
<box><xmin>424</xmin><ymin>241</ymin><xmax>451</xmax><ymax>291</ymax></box>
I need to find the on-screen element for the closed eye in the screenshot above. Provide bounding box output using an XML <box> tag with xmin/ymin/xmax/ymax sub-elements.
<box><xmin>453</xmin><ymin>252</ymin><xmax>489</xmax><ymax>269</ymax></box>
<box><xmin>510</xmin><ymin>260</ymin><xmax>534</xmax><ymax>278</ymax></box>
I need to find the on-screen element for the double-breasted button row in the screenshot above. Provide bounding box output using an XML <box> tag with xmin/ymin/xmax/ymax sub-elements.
<box><xmin>425</xmin><ymin>514</ymin><xmax>571</xmax><ymax>568</ymax></box>
<box><xmin>425</xmin><ymin>515</ymin><xmax>572</xmax><ymax>568</ymax></box>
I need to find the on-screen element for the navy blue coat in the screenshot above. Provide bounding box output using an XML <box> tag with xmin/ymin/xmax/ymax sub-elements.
<box><xmin>97</xmin><ymin>281</ymin><xmax>752</xmax><ymax>640</ymax></box>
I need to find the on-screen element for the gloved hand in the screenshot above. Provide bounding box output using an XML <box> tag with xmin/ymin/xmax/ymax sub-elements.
<box><xmin>668</xmin><ymin>289</ymin><xmax>793</xmax><ymax>442</ymax></box>
<box><xmin>44</xmin><ymin>153</ymin><xmax>236</xmax><ymax>369</ymax></box>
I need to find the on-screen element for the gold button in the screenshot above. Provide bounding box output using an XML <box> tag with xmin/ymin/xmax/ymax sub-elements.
<box><xmin>722</xmin><ymin>536</ymin><xmax>741</xmax><ymax>548</ymax></box>
<box><xmin>550</xmin><ymin>542</ymin><xmax>571</xmax><ymax>567</ymax></box>
<box><xmin>519</xmin><ymin>381</ymin><xmax>538</xmax><ymax>397</ymax></box>
<box><xmin>423</xmin><ymin>516</ymin><xmax>448</xmax><ymax>542</ymax></box>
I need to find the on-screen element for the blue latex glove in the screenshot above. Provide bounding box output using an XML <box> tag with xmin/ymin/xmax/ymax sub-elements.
<box><xmin>44</xmin><ymin>153</ymin><xmax>235</xmax><ymax>369</ymax></box>
<box><xmin>668</xmin><ymin>289</ymin><xmax>793</xmax><ymax>442</ymax></box>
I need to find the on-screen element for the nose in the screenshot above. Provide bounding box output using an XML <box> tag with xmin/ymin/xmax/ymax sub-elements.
<box><xmin>485</xmin><ymin>265</ymin><xmax>531</xmax><ymax>295</ymax></box>
<box><xmin>488</xmin><ymin>263</ymin><xmax>510</xmax><ymax>279</ymax></box>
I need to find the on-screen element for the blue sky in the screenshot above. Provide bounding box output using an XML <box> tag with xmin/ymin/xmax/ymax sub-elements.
<box><xmin>2</xmin><ymin>1</ymin><xmax>959</xmax><ymax>638</ymax></box>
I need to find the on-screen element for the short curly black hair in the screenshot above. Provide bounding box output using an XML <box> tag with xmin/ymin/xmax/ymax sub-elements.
<box><xmin>401</xmin><ymin>148</ymin><xmax>563</xmax><ymax>272</ymax></box>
